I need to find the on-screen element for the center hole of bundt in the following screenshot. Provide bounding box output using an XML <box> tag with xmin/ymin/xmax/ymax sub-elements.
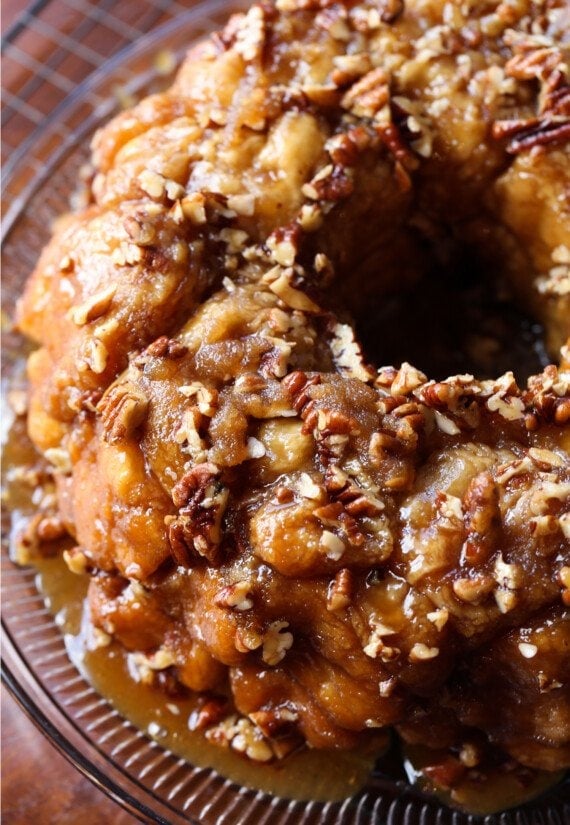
<box><xmin>354</xmin><ymin>247</ymin><xmax>550</xmax><ymax>382</ymax></box>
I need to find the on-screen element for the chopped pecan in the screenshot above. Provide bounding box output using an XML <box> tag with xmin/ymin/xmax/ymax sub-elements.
<box><xmin>493</xmin><ymin>44</ymin><xmax>570</xmax><ymax>153</ymax></box>
<box><xmin>342</xmin><ymin>67</ymin><xmax>389</xmax><ymax>118</ymax></box>
<box><xmin>248</xmin><ymin>707</ymin><xmax>299</xmax><ymax>738</ymax></box>
<box><xmin>453</xmin><ymin>575</ymin><xmax>495</xmax><ymax>603</ymax></box>
<box><xmin>369</xmin><ymin>430</ymin><xmax>401</xmax><ymax>457</ymax></box>
<box><xmin>259</xmin><ymin>337</ymin><xmax>293</xmax><ymax>378</ymax></box>
<box><xmin>363</xmin><ymin>617</ymin><xmax>400</xmax><ymax>660</ymax></box>
<box><xmin>525</xmin><ymin>364</ymin><xmax>570</xmax><ymax>425</ymax></box>
<box><xmin>97</xmin><ymin>383</ymin><xmax>149</xmax><ymax>443</ymax></box>
<box><xmin>492</xmin><ymin>115</ymin><xmax>570</xmax><ymax>153</ymax></box>
<box><xmin>63</xmin><ymin>546</ymin><xmax>92</xmax><ymax>575</ymax></box>
<box><xmin>261</xmin><ymin>621</ymin><xmax>293</xmax><ymax>665</ymax></box>
<box><xmin>505</xmin><ymin>47</ymin><xmax>564</xmax><ymax>83</ymax></box>
<box><xmin>266</xmin><ymin>223</ymin><xmax>302</xmax><ymax>267</ymax></box>
<box><xmin>167</xmin><ymin>463</ymin><xmax>229</xmax><ymax>566</ymax></box>
<box><xmin>188</xmin><ymin>696</ymin><xmax>228</xmax><ymax>731</ymax></box>
<box><xmin>233</xmin><ymin>4</ymin><xmax>270</xmax><ymax>62</ymax></box>
<box><xmin>324</xmin><ymin>465</ymin><xmax>384</xmax><ymax>517</ymax></box>
<box><xmin>327</xmin><ymin>568</ymin><xmax>353</xmax><ymax>611</ymax></box>
<box><xmin>171</xmin><ymin>463</ymin><xmax>217</xmax><ymax>507</ymax></box>
<box><xmin>44</xmin><ymin>447</ymin><xmax>72</xmax><ymax>474</ymax></box>
<box><xmin>461</xmin><ymin>472</ymin><xmax>500</xmax><ymax>565</ymax></box>
<box><xmin>77</xmin><ymin>336</ymin><xmax>108</xmax><ymax>374</ymax></box>
<box><xmin>326</xmin><ymin>126</ymin><xmax>372</xmax><ymax>166</ymax></box>
<box><xmin>302</xmin><ymin>164</ymin><xmax>354</xmax><ymax>203</ymax></box>
<box><xmin>205</xmin><ymin>714</ymin><xmax>275</xmax><ymax>762</ymax></box>
<box><xmin>10</xmin><ymin>513</ymin><xmax>56</xmax><ymax>565</ymax></box>
<box><xmin>69</xmin><ymin>285</ymin><xmax>116</xmax><ymax>326</ymax></box>
<box><xmin>264</xmin><ymin>266</ymin><xmax>320</xmax><ymax>312</ymax></box>
<box><xmin>145</xmin><ymin>336</ymin><xmax>188</xmax><ymax>359</ymax></box>
<box><xmin>214</xmin><ymin>580</ymin><xmax>253</xmax><ymax>611</ymax></box>
<box><xmin>332</xmin><ymin>53</ymin><xmax>372</xmax><ymax>88</ymax></box>
<box><xmin>235</xmin><ymin>626</ymin><xmax>263</xmax><ymax>653</ymax></box>
<box><xmin>320</xmin><ymin>529</ymin><xmax>346</xmax><ymax>559</ymax></box>
<box><xmin>314</xmin><ymin>501</ymin><xmax>364</xmax><ymax>547</ymax></box>
<box><xmin>408</xmin><ymin>643</ymin><xmax>439</xmax><ymax>662</ymax></box>
<box><xmin>328</xmin><ymin>320</ymin><xmax>375</xmax><ymax>382</ymax></box>
<box><xmin>124</xmin><ymin>215</ymin><xmax>157</xmax><ymax>246</ymax></box>
<box><xmin>36</xmin><ymin>515</ymin><xmax>67</xmax><ymax>543</ymax></box>
<box><xmin>391</xmin><ymin>362</ymin><xmax>427</xmax><ymax>397</ymax></box>
<box><xmin>283</xmin><ymin>371</ymin><xmax>321</xmax><ymax>414</ymax></box>
<box><xmin>376</xmin><ymin>123</ymin><xmax>420</xmax><ymax>171</ymax></box>
<box><xmin>302</xmin><ymin>406</ymin><xmax>360</xmax><ymax>438</ymax></box>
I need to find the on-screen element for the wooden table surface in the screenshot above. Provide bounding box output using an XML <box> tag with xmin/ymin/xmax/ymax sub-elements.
<box><xmin>1</xmin><ymin>686</ymin><xmax>140</xmax><ymax>824</ymax></box>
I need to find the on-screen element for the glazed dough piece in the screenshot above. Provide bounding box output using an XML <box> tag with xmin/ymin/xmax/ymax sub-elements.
<box><xmin>493</xmin><ymin>149</ymin><xmax>570</xmax><ymax>354</ymax></box>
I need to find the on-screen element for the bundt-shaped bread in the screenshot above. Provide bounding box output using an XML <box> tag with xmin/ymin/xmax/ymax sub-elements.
<box><xmin>17</xmin><ymin>0</ymin><xmax>570</xmax><ymax>788</ymax></box>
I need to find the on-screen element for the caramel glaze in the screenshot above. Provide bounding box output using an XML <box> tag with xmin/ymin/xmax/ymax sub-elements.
<box><xmin>11</xmin><ymin>0</ymin><xmax>570</xmax><ymax>812</ymax></box>
<box><xmin>2</xmin><ymin>413</ymin><xmax>564</xmax><ymax>812</ymax></box>
<box><xmin>2</xmin><ymin>412</ymin><xmax>388</xmax><ymax>802</ymax></box>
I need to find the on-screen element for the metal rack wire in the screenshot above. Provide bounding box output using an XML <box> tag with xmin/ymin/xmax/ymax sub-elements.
<box><xmin>1</xmin><ymin>0</ymin><xmax>232</xmax><ymax>231</ymax></box>
<box><xmin>2</xmin><ymin>0</ymin><xmax>189</xmax><ymax>154</ymax></box>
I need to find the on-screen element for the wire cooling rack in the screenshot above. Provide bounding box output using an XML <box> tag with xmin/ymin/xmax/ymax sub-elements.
<box><xmin>2</xmin><ymin>0</ymin><xmax>192</xmax><ymax>157</ymax></box>
<box><xmin>1</xmin><ymin>0</ymin><xmax>249</xmax><ymax>237</ymax></box>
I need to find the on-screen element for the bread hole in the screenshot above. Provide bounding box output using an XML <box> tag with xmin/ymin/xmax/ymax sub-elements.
<box><xmin>352</xmin><ymin>244</ymin><xmax>549</xmax><ymax>383</ymax></box>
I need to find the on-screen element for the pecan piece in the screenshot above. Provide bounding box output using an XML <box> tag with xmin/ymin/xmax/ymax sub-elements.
<box><xmin>97</xmin><ymin>383</ymin><xmax>149</xmax><ymax>443</ymax></box>
<box><xmin>248</xmin><ymin>707</ymin><xmax>299</xmax><ymax>738</ymax></box>
<box><xmin>167</xmin><ymin>463</ymin><xmax>229</xmax><ymax>566</ymax></box>
<box><xmin>145</xmin><ymin>336</ymin><xmax>188</xmax><ymax>359</ymax></box>
<box><xmin>493</xmin><ymin>44</ymin><xmax>570</xmax><ymax>153</ymax></box>
<box><xmin>302</xmin><ymin>164</ymin><xmax>354</xmax><ymax>203</ymax></box>
<box><xmin>327</xmin><ymin>568</ymin><xmax>353</xmax><ymax>611</ymax></box>
<box><xmin>283</xmin><ymin>371</ymin><xmax>321</xmax><ymax>414</ymax></box>
<box><xmin>303</xmin><ymin>406</ymin><xmax>360</xmax><ymax>438</ymax></box>
<box><xmin>189</xmin><ymin>696</ymin><xmax>228</xmax><ymax>731</ymax></box>
<box><xmin>342</xmin><ymin>67</ymin><xmax>389</xmax><ymax>118</ymax></box>
<box><xmin>314</xmin><ymin>501</ymin><xmax>364</xmax><ymax>547</ymax></box>
<box><xmin>376</xmin><ymin>122</ymin><xmax>420</xmax><ymax>170</ymax></box>
<box><xmin>461</xmin><ymin>472</ymin><xmax>500</xmax><ymax>565</ymax></box>
<box><xmin>324</xmin><ymin>465</ymin><xmax>384</xmax><ymax>517</ymax></box>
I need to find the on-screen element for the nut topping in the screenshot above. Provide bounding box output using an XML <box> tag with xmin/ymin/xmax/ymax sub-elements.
<box><xmin>167</xmin><ymin>464</ymin><xmax>228</xmax><ymax>566</ymax></box>
<box><xmin>98</xmin><ymin>383</ymin><xmax>149</xmax><ymax>443</ymax></box>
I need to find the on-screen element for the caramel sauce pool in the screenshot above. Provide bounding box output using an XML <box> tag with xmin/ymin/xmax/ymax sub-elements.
<box><xmin>2</xmin><ymin>410</ymin><xmax>563</xmax><ymax>813</ymax></box>
<box><xmin>2</xmin><ymin>412</ymin><xmax>382</xmax><ymax>803</ymax></box>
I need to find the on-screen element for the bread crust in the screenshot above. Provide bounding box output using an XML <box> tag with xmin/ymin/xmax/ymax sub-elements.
<box><xmin>17</xmin><ymin>0</ymin><xmax>570</xmax><ymax>778</ymax></box>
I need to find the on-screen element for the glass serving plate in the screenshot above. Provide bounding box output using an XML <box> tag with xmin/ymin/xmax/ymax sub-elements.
<box><xmin>2</xmin><ymin>2</ymin><xmax>569</xmax><ymax>822</ymax></box>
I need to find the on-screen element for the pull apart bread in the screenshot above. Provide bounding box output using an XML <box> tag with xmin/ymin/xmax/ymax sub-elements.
<box><xmin>17</xmin><ymin>0</ymin><xmax>570</xmax><ymax>780</ymax></box>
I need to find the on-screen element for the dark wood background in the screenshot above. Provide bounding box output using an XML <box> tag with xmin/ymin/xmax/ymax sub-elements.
<box><xmin>1</xmin><ymin>687</ymin><xmax>139</xmax><ymax>823</ymax></box>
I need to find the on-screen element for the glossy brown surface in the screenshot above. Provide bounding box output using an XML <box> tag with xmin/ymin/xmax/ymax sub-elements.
<box><xmin>8</xmin><ymin>0</ymin><xmax>570</xmax><ymax>813</ymax></box>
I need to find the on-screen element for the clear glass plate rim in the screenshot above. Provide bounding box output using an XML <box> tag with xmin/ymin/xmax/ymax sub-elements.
<box><xmin>1</xmin><ymin>586</ymin><xmax>196</xmax><ymax>824</ymax></box>
<box><xmin>1</xmin><ymin>637</ymin><xmax>171</xmax><ymax>825</ymax></box>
